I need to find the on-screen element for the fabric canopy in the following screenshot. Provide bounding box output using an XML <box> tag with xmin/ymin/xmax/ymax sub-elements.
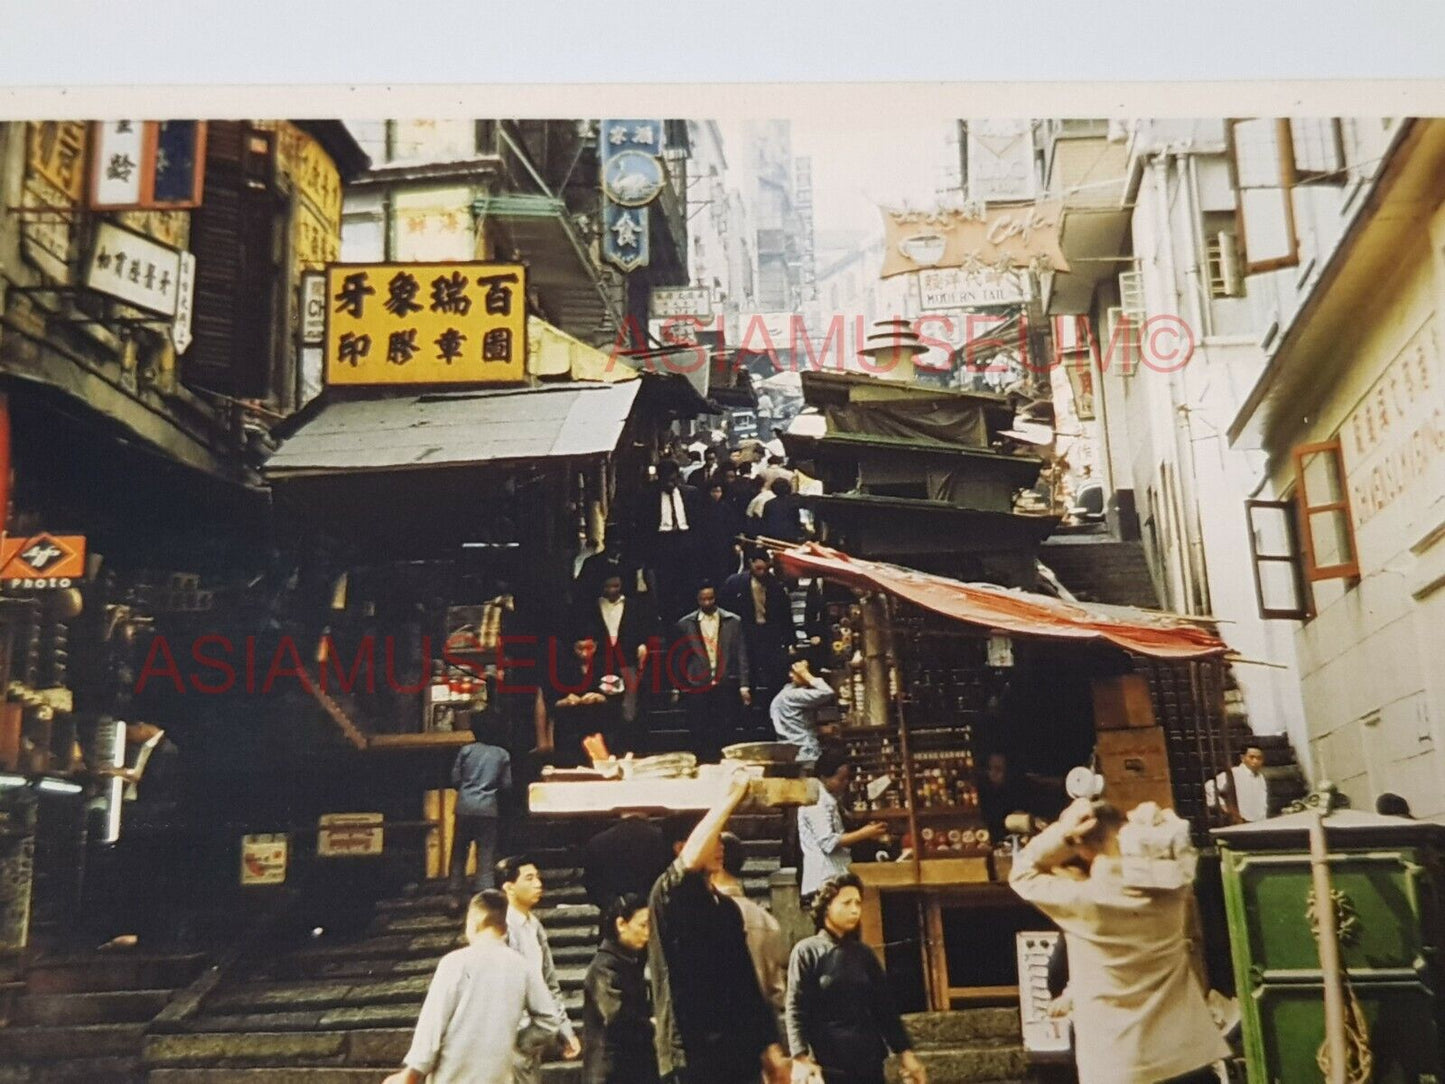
<box><xmin>774</xmin><ymin>542</ymin><xmax>1228</xmax><ymax>660</ymax></box>
<box><xmin>823</xmin><ymin>398</ymin><xmax>990</xmax><ymax>449</ymax></box>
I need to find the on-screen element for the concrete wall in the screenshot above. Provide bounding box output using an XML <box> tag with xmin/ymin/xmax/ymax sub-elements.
<box><xmin>1266</xmin><ymin>224</ymin><xmax>1445</xmax><ymax>817</ymax></box>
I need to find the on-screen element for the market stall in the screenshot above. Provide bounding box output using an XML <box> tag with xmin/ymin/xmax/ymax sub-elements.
<box><xmin>772</xmin><ymin>542</ymin><xmax>1236</xmax><ymax>1010</ymax></box>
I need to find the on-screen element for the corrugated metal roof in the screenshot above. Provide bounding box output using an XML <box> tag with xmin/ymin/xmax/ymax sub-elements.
<box><xmin>265</xmin><ymin>381</ymin><xmax>641</xmax><ymax>478</ymax></box>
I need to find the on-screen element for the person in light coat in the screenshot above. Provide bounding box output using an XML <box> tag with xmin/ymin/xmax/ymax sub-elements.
<box><xmin>1009</xmin><ymin>799</ymin><xmax>1228</xmax><ymax>1084</ymax></box>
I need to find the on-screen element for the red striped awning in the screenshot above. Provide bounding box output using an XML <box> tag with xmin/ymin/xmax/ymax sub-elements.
<box><xmin>773</xmin><ymin>542</ymin><xmax>1228</xmax><ymax>660</ymax></box>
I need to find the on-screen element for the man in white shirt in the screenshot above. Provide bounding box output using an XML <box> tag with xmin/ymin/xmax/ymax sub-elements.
<box><xmin>798</xmin><ymin>746</ymin><xmax>887</xmax><ymax>901</ymax></box>
<box><xmin>643</xmin><ymin>460</ymin><xmax>701</xmax><ymax>623</ymax></box>
<box><xmin>1010</xmin><ymin>799</ymin><xmax>1229</xmax><ymax>1084</ymax></box>
<box><xmin>1204</xmin><ymin>745</ymin><xmax>1269</xmax><ymax>824</ymax></box>
<box><xmin>499</xmin><ymin>855</ymin><xmax>580</xmax><ymax>1083</ymax></box>
<box><xmin>384</xmin><ymin>890</ymin><xmax>562</xmax><ymax>1084</ymax></box>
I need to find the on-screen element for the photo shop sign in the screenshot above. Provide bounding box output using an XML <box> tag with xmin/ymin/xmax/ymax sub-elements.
<box><xmin>880</xmin><ymin>200</ymin><xmax>1069</xmax><ymax>279</ymax></box>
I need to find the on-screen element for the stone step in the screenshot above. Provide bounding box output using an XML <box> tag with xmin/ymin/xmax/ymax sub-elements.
<box><xmin>145</xmin><ymin>1028</ymin><xmax>412</xmax><ymax>1069</ymax></box>
<box><xmin>23</xmin><ymin>953</ymin><xmax>206</xmax><ymax>996</ymax></box>
<box><xmin>902</xmin><ymin>1009</ymin><xmax>1022</xmax><ymax>1047</ymax></box>
<box><xmin>148</xmin><ymin>1068</ymin><xmax>578</xmax><ymax>1084</ymax></box>
<box><xmin>0</xmin><ymin>1022</ymin><xmax>150</xmax><ymax>1061</ymax></box>
<box><xmin>12</xmin><ymin>988</ymin><xmax>173</xmax><ymax>1026</ymax></box>
<box><xmin>0</xmin><ymin>1054</ymin><xmax>144</xmax><ymax>1083</ymax></box>
<box><xmin>888</xmin><ymin>1043</ymin><xmax>1029</xmax><ymax>1084</ymax></box>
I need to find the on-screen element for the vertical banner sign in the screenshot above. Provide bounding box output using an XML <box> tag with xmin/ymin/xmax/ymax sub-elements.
<box><xmin>171</xmin><ymin>252</ymin><xmax>196</xmax><ymax>354</ymax></box>
<box><xmin>324</xmin><ymin>262</ymin><xmax>528</xmax><ymax>386</ymax></box>
<box><xmin>600</xmin><ymin>119</ymin><xmax>665</xmax><ymax>273</ymax></box>
<box><xmin>92</xmin><ymin>122</ymin><xmax>147</xmax><ymax>208</ymax></box>
<box><xmin>90</xmin><ymin>121</ymin><xmax>206</xmax><ymax>211</ymax></box>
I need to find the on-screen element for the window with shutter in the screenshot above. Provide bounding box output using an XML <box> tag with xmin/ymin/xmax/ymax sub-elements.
<box><xmin>1293</xmin><ymin>439</ymin><xmax>1360</xmax><ymax>582</ymax></box>
<box><xmin>1245</xmin><ymin>498</ymin><xmax>1311</xmax><ymax>619</ymax></box>
<box><xmin>184</xmin><ymin>122</ymin><xmax>282</xmax><ymax>400</ymax></box>
<box><xmin>1226</xmin><ymin>118</ymin><xmax>1300</xmax><ymax>274</ymax></box>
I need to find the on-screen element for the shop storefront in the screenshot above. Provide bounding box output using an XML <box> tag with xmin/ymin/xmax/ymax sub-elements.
<box><xmin>774</xmin><ymin>542</ymin><xmax>1235</xmax><ymax>1009</ymax></box>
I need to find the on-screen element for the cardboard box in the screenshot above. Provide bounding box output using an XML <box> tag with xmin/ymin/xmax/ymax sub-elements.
<box><xmin>1092</xmin><ymin>673</ymin><xmax>1157</xmax><ymax>730</ymax></box>
<box><xmin>1096</xmin><ymin>725</ymin><xmax>1173</xmax><ymax>811</ymax></box>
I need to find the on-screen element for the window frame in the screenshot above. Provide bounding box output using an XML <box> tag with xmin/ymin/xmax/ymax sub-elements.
<box><xmin>1226</xmin><ymin>118</ymin><xmax>1301</xmax><ymax>275</ymax></box>
<box><xmin>1292</xmin><ymin>438</ymin><xmax>1361</xmax><ymax>582</ymax></box>
<box><xmin>1289</xmin><ymin>118</ymin><xmax>1346</xmax><ymax>184</ymax></box>
<box><xmin>1245</xmin><ymin>497</ymin><xmax>1313</xmax><ymax>621</ymax></box>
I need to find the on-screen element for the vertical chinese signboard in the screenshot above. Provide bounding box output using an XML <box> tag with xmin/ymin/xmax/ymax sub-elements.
<box><xmin>600</xmin><ymin>119</ymin><xmax>665</xmax><ymax>273</ymax></box>
<box><xmin>324</xmin><ymin>262</ymin><xmax>528</xmax><ymax>386</ymax></box>
<box><xmin>90</xmin><ymin>121</ymin><xmax>207</xmax><ymax>211</ymax></box>
<box><xmin>22</xmin><ymin>122</ymin><xmax>89</xmax><ymax>282</ymax></box>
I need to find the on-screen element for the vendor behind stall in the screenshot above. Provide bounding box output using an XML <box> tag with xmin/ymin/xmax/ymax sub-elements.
<box><xmin>536</xmin><ymin>636</ymin><xmax>615</xmax><ymax>768</ymax></box>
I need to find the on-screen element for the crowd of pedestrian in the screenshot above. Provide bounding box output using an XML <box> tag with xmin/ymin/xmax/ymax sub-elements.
<box><xmin>523</xmin><ymin>436</ymin><xmax>822</xmax><ymax>769</ymax></box>
<box><xmin>388</xmin><ymin>768</ymin><xmax>927</xmax><ymax>1084</ymax></box>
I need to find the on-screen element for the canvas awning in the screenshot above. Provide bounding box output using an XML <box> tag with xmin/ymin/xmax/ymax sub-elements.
<box><xmin>773</xmin><ymin>542</ymin><xmax>1228</xmax><ymax>660</ymax></box>
<box><xmin>265</xmin><ymin>381</ymin><xmax>642</xmax><ymax>479</ymax></box>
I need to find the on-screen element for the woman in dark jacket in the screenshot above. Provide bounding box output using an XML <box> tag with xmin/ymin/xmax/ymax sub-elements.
<box><xmin>582</xmin><ymin>893</ymin><xmax>659</xmax><ymax>1084</ymax></box>
<box><xmin>787</xmin><ymin>874</ymin><xmax>927</xmax><ymax>1084</ymax></box>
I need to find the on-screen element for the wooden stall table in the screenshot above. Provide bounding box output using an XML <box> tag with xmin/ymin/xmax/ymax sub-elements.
<box><xmin>529</xmin><ymin>773</ymin><xmax>819</xmax><ymax>814</ymax></box>
<box><xmin>854</xmin><ymin>858</ymin><xmax>1028</xmax><ymax>1011</ymax></box>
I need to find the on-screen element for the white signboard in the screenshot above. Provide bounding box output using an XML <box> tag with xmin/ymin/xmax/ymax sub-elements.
<box><xmin>171</xmin><ymin>251</ymin><xmax>196</xmax><ymax>354</ymax></box>
<box><xmin>967</xmin><ymin>120</ymin><xmax>1037</xmax><ymax>203</ymax></box>
<box><xmin>1016</xmin><ymin>931</ymin><xmax>1071</xmax><ymax>1054</ymax></box>
<box><xmin>318</xmin><ymin>813</ymin><xmax>385</xmax><ymax>857</ymax></box>
<box><xmin>240</xmin><ymin>834</ymin><xmax>289</xmax><ymax>886</ymax></box>
<box><xmin>84</xmin><ymin>221</ymin><xmax>182</xmax><ymax>317</ymax></box>
<box><xmin>91</xmin><ymin>121</ymin><xmax>146</xmax><ymax>208</ymax></box>
<box><xmin>918</xmin><ymin>267</ymin><xmax>1029</xmax><ymax>310</ymax></box>
<box><xmin>651</xmin><ymin>286</ymin><xmax>713</xmax><ymax>318</ymax></box>
<box><xmin>301</xmin><ymin>272</ymin><xmax>327</xmax><ymax>345</ymax></box>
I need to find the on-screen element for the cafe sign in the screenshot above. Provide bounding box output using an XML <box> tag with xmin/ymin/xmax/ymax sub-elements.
<box><xmin>324</xmin><ymin>261</ymin><xmax>528</xmax><ymax>386</ymax></box>
<box><xmin>881</xmin><ymin>200</ymin><xmax>1069</xmax><ymax>279</ymax></box>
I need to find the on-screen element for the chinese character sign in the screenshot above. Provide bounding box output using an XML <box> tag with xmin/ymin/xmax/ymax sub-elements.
<box><xmin>27</xmin><ymin>121</ymin><xmax>88</xmax><ymax>201</ymax></box>
<box><xmin>324</xmin><ymin>262</ymin><xmax>528</xmax><ymax>386</ymax></box>
<box><xmin>83</xmin><ymin>220</ymin><xmax>183</xmax><ymax>317</ymax></box>
<box><xmin>600</xmin><ymin>119</ymin><xmax>664</xmax><ymax>273</ymax></box>
<box><xmin>90</xmin><ymin>121</ymin><xmax>207</xmax><ymax>211</ymax></box>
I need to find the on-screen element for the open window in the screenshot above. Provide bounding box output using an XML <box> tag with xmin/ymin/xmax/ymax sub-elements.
<box><xmin>1226</xmin><ymin>118</ymin><xmax>1300</xmax><ymax>274</ymax></box>
<box><xmin>1245</xmin><ymin>498</ymin><xmax>1311</xmax><ymax>620</ymax></box>
<box><xmin>1293</xmin><ymin>439</ymin><xmax>1360</xmax><ymax>582</ymax></box>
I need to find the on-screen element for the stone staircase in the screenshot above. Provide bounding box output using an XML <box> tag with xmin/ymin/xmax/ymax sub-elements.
<box><xmin>890</xmin><ymin>1009</ymin><xmax>1029</xmax><ymax>1083</ymax></box>
<box><xmin>0</xmin><ymin>951</ymin><xmax>206</xmax><ymax>1084</ymax></box>
<box><xmin>141</xmin><ymin>812</ymin><xmax>786</xmax><ymax>1082</ymax></box>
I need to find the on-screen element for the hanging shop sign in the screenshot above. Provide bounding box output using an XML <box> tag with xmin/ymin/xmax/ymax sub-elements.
<box><xmin>84</xmin><ymin>221</ymin><xmax>184</xmax><ymax>317</ymax></box>
<box><xmin>966</xmin><ymin>120</ymin><xmax>1038</xmax><ymax>204</ymax></box>
<box><xmin>301</xmin><ymin>272</ymin><xmax>327</xmax><ymax>345</ymax></box>
<box><xmin>90</xmin><ymin>121</ymin><xmax>207</xmax><ymax>211</ymax></box>
<box><xmin>0</xmin><ymin>534</ymin><xmax>87</xmax><ymax>588</ymax></box>
<box><xmin>601</xmin><ymin>119</ymin><xmax>664</xmax><ymax>273</ymax></box>
<box><xmin>881</xmin><ymin>200</ymin><xmax>1068</xmax><ymax>279</ymax></box>
<box><xmin>240</xmin><ymin>834</ymin><xmax>289</xmax><ymax>886</ymax></box>
<box><xmin>171</xmin><ymin>251</ymin><xmax>196</xmax><ymax>354</ymax></box>
<box><xmin>324</xmin><ymin>261</ymin><xmax>528</xmax><ymax>386</ymax></box>
<box><xmin>917</xmin><ymin>267</ymin><xmax>1029</xmax><ymax>310</ymax></box>
<box><xmin>650</xmin><ymin>286</ymin><xmax>713</xmax><ymax>318</ymax></box>
<box><xmin>318</xmin><ymin>812</ymin><xmax>385</xmax><ymax>857</ymax></box>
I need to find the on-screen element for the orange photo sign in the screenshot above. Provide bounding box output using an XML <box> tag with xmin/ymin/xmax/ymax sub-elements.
<box><xmin>0</xmin><ymin>534</ymin><xmax>87</xmax><ymax>586</ymax></box>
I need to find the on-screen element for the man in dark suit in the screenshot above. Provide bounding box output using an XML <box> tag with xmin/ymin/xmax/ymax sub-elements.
<box><xmin>672</xmin><ymin>582</ymin><xmax>750</xmax><ymax>761</ymax></box>
<box><xmin>722</xmin><ymin>550</ymin><xmax>797</xmax><ymax>729</ymax></box>
<box><xmin>637</xmin><ymin>459</ymin><xmax>703</xmax><ymax>624</ymax></box>
<box><xmin>579</xmin><ymin>573</ymin><xmax>652</xmax><ymax>748</ymax></box>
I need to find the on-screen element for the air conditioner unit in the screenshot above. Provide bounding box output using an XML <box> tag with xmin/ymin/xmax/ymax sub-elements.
<box><xmin>1208</xmin><ymin>231</ymin><xmax>1245</xmax><ymax>299</ymax></box>
<box><xmin>1118</xmin><ymin>269</ymin><xmax>1146</xmax><ymax>320</ymax></box>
